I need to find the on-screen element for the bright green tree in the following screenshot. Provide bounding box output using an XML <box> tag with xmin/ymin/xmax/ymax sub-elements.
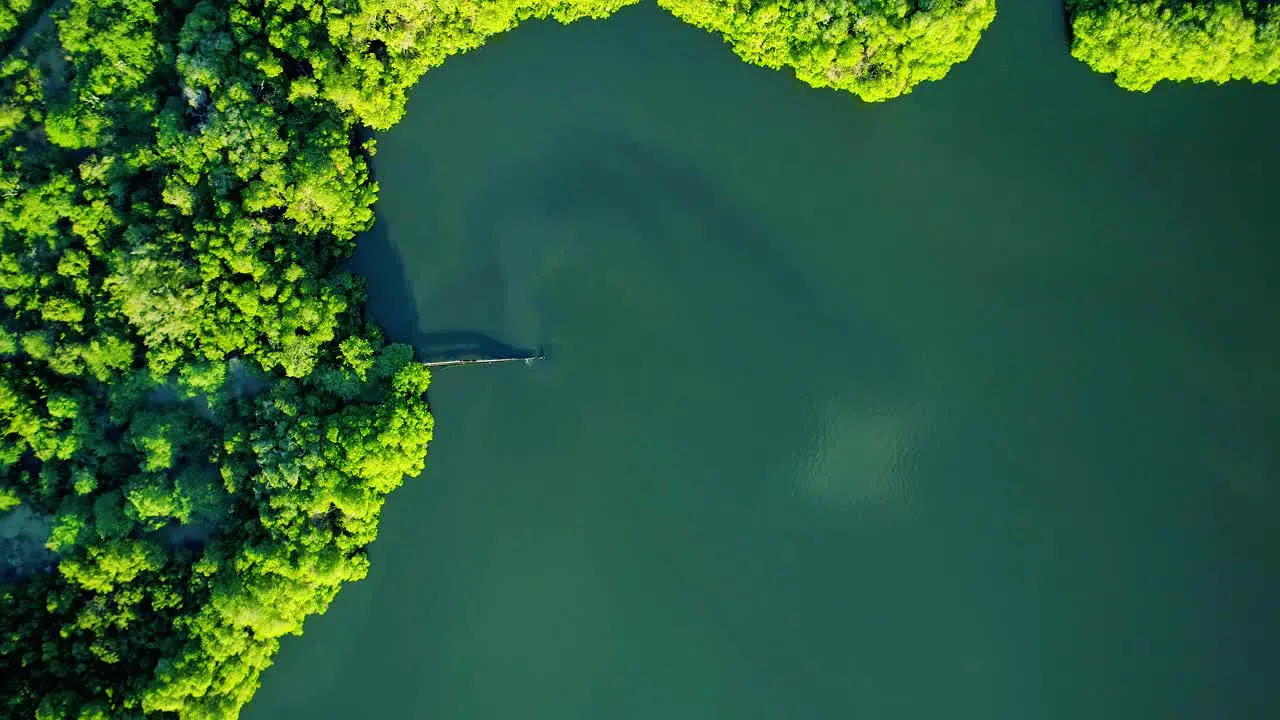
<box><xmin>1069</xmin><ymin>0</ymin><xmax>1280</xmax><ymax>90</ymax></box>
<box><xmin>658</xmin><ymin>0</ymin><xmax>996</xmax><ymax>101</ymax></box>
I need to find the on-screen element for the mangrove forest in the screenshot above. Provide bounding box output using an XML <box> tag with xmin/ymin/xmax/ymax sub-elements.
<box><xmin>1</xmin><ymin>1</ymin><xmax>1277</xmax><ymax>719</ymax></box>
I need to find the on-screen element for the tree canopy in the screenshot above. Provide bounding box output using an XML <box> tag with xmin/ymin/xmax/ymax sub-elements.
<box><xmin>252</xmin><ymin>0</ymin><xmax>636</xmax><ymax>129</ymax></box>
<box><xmin>1069</xmin><ymin>0</ymin><xmax>1280</xmax><ymax>90</ymax></box>
<box><xmin>8</xmin><ymin>0</ymin><xmax>1277</xmax><ymax>716</ymax></box>
<box><xmin>658</xmin><ymin>0</ymin><xmax>996</xmax><ymax>101</ymax></box>
<box><xmin>4</xmin><ymin>0</ymin><xmax>673</xmax><ymax>714</ymax></box>
<box><xmin>0</xmin><ymin>0</ymin><xmax>462</xmax><ymax>715</ymax></box>
<box><xmin>0</xmin><ymin>0</ymin><xmax>37</xmax><ymax>47</ymax></box>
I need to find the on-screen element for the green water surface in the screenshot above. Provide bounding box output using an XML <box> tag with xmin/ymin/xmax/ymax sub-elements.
<box><xmin>246</xmin><ymin>4</ymin><xmax>1280</xmax><ymax>719</ymax></box>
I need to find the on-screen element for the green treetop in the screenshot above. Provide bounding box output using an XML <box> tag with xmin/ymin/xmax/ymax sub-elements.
<box><xmin>1069</xmin><ymin>0</ymin><xmax>1280</xmax><ymax>91</ymax></box>
<box><xmin>658</xmin><ymin>0</ymin><xmax>996</xmax><ymax>101</ymax></box>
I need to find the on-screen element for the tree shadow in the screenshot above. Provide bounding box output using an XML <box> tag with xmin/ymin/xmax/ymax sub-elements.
<box><xmin>266</xmin><ymin>126</ymin><xmax>939</xmax><ymax>720</ymax></box>
<box><xmin>457</xmin><ymin>128</ymin><xmax>912</xmax><ymax>396</ymax></box>
<box><xmin>349</xmin><ymin>211</ymin><xmax>540</xmax><ymax>363</ymax></box>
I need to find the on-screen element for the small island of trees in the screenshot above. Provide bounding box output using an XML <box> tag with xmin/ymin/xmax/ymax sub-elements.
<box><xmin>659</xmin><ymin>0</ymin><xmax>997</xmax><ymax>100</ymax></box>
<box><xmin>2</xmin><ymin>0</ymin><xmax>1278</xmax><ymax>718</ymax></box>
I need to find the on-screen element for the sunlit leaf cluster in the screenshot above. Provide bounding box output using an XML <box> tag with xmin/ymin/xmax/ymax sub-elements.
<box><xmin>1069</xmin><ymin>0</ymin><xmax>1280</xmax><ymax>90</ymax></box>
<box><xmin>658</xmin><ymin>0</ymin><xmax>997</xmax><ymax>101</ymax></box>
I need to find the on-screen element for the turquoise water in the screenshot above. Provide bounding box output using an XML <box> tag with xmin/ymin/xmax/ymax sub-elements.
<box><xmin>246</xmin><ymin>4</ymin><xmax>1280</xmax><ymax>719</ymax></box>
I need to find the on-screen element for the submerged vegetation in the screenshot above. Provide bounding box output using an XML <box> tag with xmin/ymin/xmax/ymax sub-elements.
<box><xmin>1068</xmin><ymin>0</ymin><xmax>1280</xmax><ymax>90</ymax></box>
<box><xmin>658</xmin><ymin>0</ymin><xmax>997</xmax><ymax>101</ymax></box>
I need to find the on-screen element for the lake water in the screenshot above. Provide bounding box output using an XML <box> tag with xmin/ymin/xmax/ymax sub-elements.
<box><xmin>245</xmin><ymin>4</ymin><xmax>1280</xmax><ymax>719</ymax></box>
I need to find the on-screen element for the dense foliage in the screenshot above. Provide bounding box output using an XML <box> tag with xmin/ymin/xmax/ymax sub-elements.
<box><xmin>1</xmin><ymin>0</ymin><xmax>36</xmax><ymax>46</ymax></box>
<box><xmin>1069</xmin><ymin>0</ymin><xmax>1280</xmax><ymax>90</ymax></box>
<box><xmin>11</xmin><ymin>0</ymin><xmax>1272</xmax><ymax>716</ymax></box>
<box><xmin>658</xmin><ymin>0</ymin><xmax>996</xmax><ymax>100</ymax></box>
<box><xmin>0</xmin><ymin>0</ymin><xmax>637</xmax><ymax>717</ymax></box>
<box><xmin>255</xmin><ymin>0</ymin><xmax>635</xmax><ymax>129</ymax></box>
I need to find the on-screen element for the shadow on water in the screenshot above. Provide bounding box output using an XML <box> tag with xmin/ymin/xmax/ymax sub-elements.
<box><xmin>253</xmin><ymin>126</ymin><xmax>933</xmax><ymax>720</ymax></box>
<box><xmin>458</xmin><ymin>129</ymin><xmax>912</xmax><ymax>396</ymax></box>
<box><xmin>427</xmin><ymin>131</ymin><xmax>944</xmax><ymax>717</ymax></box>
<box><xmin>351</xmin><ymin>213</ymin><xmax>540</xmax><ymax>362</ymax></box>
<box><xmin>250</xmin><ymin>5</ymin><xmax>1280</xmax><ymax>717</ymax></box>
